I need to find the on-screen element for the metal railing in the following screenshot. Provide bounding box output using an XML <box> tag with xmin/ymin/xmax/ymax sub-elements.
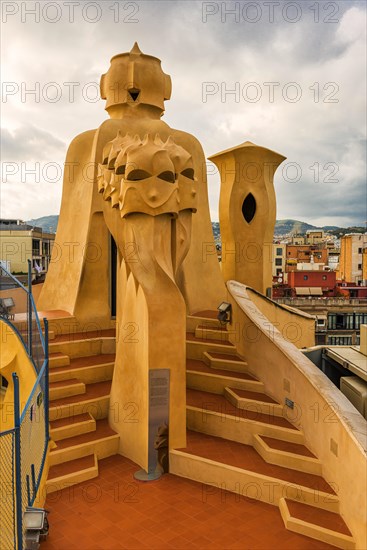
<box><xmin>274</xmin><ymin>297</ymin><xmax>367</xmax><ymax>307</ymax></box>
<box><xmin>0</xmin><ymin>261</ymin><xmax>49</xmax><ymax>550</ymax></box>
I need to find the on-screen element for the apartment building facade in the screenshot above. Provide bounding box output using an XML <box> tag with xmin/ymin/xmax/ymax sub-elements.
<box><xmin>0</xmin><ymin>219</ymin><xmax>55</xmax><ymax>277</ymax></box>
<box><xmin>337</xmin><ymin>233</ymin><xmax>367</xmax><ymax>285</ymax></box>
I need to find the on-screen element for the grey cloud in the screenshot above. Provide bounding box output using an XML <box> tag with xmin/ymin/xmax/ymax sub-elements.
<box><xmin>0</xmin><ymin>0</ymin><xmax>365</xmax><ymax>225</ymax></box>
<box><xmin>1</xmin><ymin>125</ymin><xmax>66</xmax><ymax>162</ymax></box>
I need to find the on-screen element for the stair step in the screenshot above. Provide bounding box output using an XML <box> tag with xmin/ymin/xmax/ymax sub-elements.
<box><xmin>50</xmin><ymin>412</ymin><xmax>96</xmax><ymax>441</ymax></box>
<box><xmin>186</xmin><ymin>388</ymin><xmax>304</xmax><ymax>444</ymax></box>
<box><xmin>187</xmin><ymin>313</ymin><xmax>222</xmax><ymax>331</ymax></box>
<box><xmin>52</xmin><ymin>329</ymin><xmax>116</xmax><ymax>343</ymax></box>
<box><xmin>203</xmin><ymin>351</ymin><xmax>248</xmax><ymax>372</ymax></box>
<box><xmin>49</xmin><ymin>354</ymin><xmax>115</xmax><ymax>384</ymax></box>
<box><xmin>186</xmin><ymin>332</ymin><xmax>234</xmax><ymax>347</ymax></box>
<box><xmin>187</xmin><ymin>388</ymin><xmax>296</xmax><ymax>430</ymax></box>
<box><xmin>253</xmin><ymin>434</ymin><xmax>322</xmax><ymax>476</ymax></box>
<box><xmin>195</xmin><ymin>325</ymin><xmax>230</xmax><ymax>342</ymax></box>
<box><xmin>279</xmin><ymin>498</ymin><xmax>354</xmax><ymax>549</ymax></box>
<box><xmin>46</xmin><ymin>454</ymin><xmax>98</xmax><ymax>493</ymax></box>
<box><xmin>49</xmin><ymin>352</ymin><xmax>70</xmax><ymax>368</ymax></box>
<box><xmin>170</xmin><ymin>431</ymin><xmax>338</xmax><ymax>511</ymax></box>
<box><xmin>49</xmin><ymin>418</ymin><xmax>119</xmax><ymax>465</ymax></box>
<box><xmin>186</xmin><ymin>359</ymin><xmax>264</xmax><ymax>393</ymax></box>
<box><xmin>49</xmin><ymin>378</ymin><xmax>86</xmax><ymax>400</ymax></box>
<box><xmin>49</xmin><ymin>380</ymin><xmax>111</xmax><ymax>421</ymax></box>
<box><xmin>224</xmin><ymin>387</ymin><xmax>284</xmax><ymax>417</ymax></box>
<box><xmin>49</xmin><ymin>329</ymin><xmax>116</xmax><ymax>358</ymax></box>
<box><xmin>260</xmin><ymin>435</ymin><xmax>316</xmax><ymax>458</ymax></box>
<box><xmin>37</xmin><ymin>312</ymin><xmax>77</xmax><ymax>336</ymax></box>
<box><xmin>191</xmin><ymin>310</ymin><xmax>219</xmax><ymax>319</ymax></box>
<box><xmin>186</xmin><ymin>332</ymin><xmax>235</xmax><ymax>360</ymax></box>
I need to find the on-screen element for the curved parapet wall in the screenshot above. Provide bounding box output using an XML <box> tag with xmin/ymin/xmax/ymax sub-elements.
<box><xmin>242</xmin><ymin>286</ymin><xmax>316</xmax><ymax>349</ymax></box>
<box><xmin>0</xmin><ymin>320</ymin><xmax>37</xmax><ymax>430</ymax></box>
<box><xmin>0</xmin><ymin>320</ymin><xmax>50</xmax><ymax>510</ymax></box>
<box><xmin>226</xmin><ymin>280</ymin><xmax>367</xmax><ymax>548</ymax></box>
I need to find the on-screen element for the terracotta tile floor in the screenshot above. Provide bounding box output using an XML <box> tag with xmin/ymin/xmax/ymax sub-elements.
<box><xmin>42</xmin><ymin>455</ymin><xmax>336</xmax><ymax>550</ymax></box>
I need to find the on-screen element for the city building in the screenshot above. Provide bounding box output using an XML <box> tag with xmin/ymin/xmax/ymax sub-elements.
<box><xmin>337</xmin><ymin>233</ymin><xmax>367</xmax><ymax>285</ymax></box>
<box><xmin>272</xmin><ymin>243</ymin><xmax>286</xmax><ymax>278</ymax></box>
<box><xmin>291</xmin><ymin>233</ymin><xmax>305</xmax><ymax>245</ymax></box>
<box><xmin>305</xmin><ymin>229</ymin><xmax>325</xmax><ymax>244</ymax></box>
<box><xmin>0</xmin><ymin>219</ymin><xmax>55</xmax><ymax>278</ymax></box>
<box><xmin>285</xmin><ymin>243</ymin><xmax>329</xmax><ymax>271</ymax></box>
<box><xmin>287</xmin><ymin>268</ymin><xmax>336</xmax><ymax>297</ymax></box>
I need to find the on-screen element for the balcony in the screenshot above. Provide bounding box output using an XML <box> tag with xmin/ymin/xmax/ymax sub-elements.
<box><xmin>275</xmin><ymin>297</ymin><xmax>367</xmax><ymax>307</ymax></box>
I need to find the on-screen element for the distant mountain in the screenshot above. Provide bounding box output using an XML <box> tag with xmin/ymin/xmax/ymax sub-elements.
<box><xmin>274</xmin><ymin>219</ymin><xmax>316</xmax><ymax>235</ymax></box>
<box><xmin>27</xmin><ymin>215</ymin><xmax>364</xmax><ymax>239</ymax></box>
<box><xmin>212</xmin><ymin>219</ymin><xmax>320</xmax><ymax>238</ymax></box>
<box><xmin>27</xmin><ymin>215</ymin><xmax>59</xmax><ymax>233</ymax></box>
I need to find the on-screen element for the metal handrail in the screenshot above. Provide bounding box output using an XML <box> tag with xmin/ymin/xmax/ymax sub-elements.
<box><xmin>0</xmin><ymin>267</ymin><xmax>49</xmax><ymax>550</ymax></box>
<box><xmin>0</xmin><ymin>261</ymin><xmax>46</xmax><ymax>364</ymax></box>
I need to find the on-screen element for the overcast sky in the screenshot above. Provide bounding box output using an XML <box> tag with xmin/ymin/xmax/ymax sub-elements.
<box><xmin>1</xmin><ymin>0</ymin><xmax>366</xmax><ymax>227</ymax></box>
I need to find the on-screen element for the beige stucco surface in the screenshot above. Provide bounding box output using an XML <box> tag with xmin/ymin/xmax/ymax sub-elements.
<box><xmin>226</xmin><ymin>280</ymin><xmax>367</xmax><ymax>549</ymax></box>
<box><xmin>244</xmin><ymin>287</ymin><xmax>315</xmax><ymax>348</ymax></box>
<box><xmin>210</xmin><ymin>142</ymin><xmax>286</xmax><ymax>295</ymax></box>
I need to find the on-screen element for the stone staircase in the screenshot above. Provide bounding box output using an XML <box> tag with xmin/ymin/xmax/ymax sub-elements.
<box><xmin>43</xmin><ymin>311</ymin><xmax>355</xmax><ymax>548</ymax></box>
<box><xmin>46</xmin><ymin>327</ymin><xmax>119</xmax><ymax>494</ymax></box>
<box><xmin>170</xmin><ymin>311</ymin><xmax>355</xmax><ymax>550</ymax></box>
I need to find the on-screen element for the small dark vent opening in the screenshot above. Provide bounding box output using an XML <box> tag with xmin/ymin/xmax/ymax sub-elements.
<box><xmin>128</xmin><ymin>89</ymin><xmax>140</xmax><ymax>102</ymax></box>
<box><xmin>242</xmin><ymin>193</ymin><xmax>256</xmax><ymax>223</ymax></box>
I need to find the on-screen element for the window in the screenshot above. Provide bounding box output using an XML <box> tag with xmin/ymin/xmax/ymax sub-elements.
<box><xmin>358</xmin><ymin>264</ymin><xmax>362</xmax><ymax>270</ymax></box>
<box><xmin>275</xmin><ymin>258</ymin><xmax>282</xmax><ymax>266</ymax></box>
<box><xmin>276</xmin><ymin>268</ymin><xmax>282</xmax><ymax>275</ymax></box>
<box><xmin>32</xmin><ymin>239</ymin><xmax>40</xmax><ymax>255</ymax></box>
<box><xmin>276</xmin><ymin>248</ymin><xmax>283</xmax><ymax>256</ymax></box>
<box><xmin>355</xmin><ymin>313</ymin><xmax>367</xmax><ymax>329</ymax></box>
<box><xmin>328</xmin><ymin>336</ymin><xmax>352</xmax><ymax>346</ymax></box>
<box><xmin>336</xmin><ymin>314</ymin><xmax>345</xmax><ymax>329</ymax></box>
<box><xmin>316</xmin><ymin>334</ymin><xmax>326</xmax><ymax>345</ymax></box>
<box><xmin>328</xmin><ymin>314</ymin><xmax>336</xmax><ymax>330</ymax></box>
<box><xmin>358</xmin><ymin>248</ymin><xmax>362</xmax><ymax>254</ymax></box>
<box><xmin>303</xmin><ymin>275</ymin><xmax>308</xmax><ymax>280</ymax></box>
<box><xmin>345</xmin><ymin>313</ymin><xmax>354</xmax><ymax>330</ymax></box>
